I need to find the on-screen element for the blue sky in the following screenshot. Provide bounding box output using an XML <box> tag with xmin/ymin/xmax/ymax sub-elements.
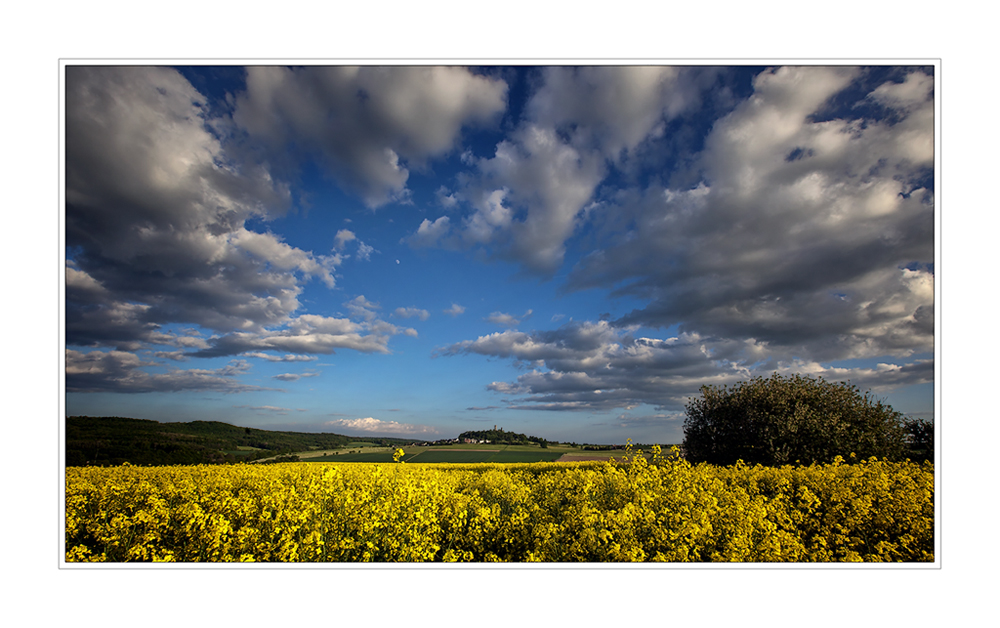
<box><xmin>64</xmin><ymin>64</ymin><xmax>936</xmax><ymax>444</ymax></box>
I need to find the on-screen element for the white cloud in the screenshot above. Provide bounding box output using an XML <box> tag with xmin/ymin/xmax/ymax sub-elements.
<box><xmin>273</xmin><ymin>372</ymin><xmax>320</xmax><ymax>381</ymax></box>
<box><xmin>444</xmin><ymin>303</ymin><xmax>466</xmax><ymax>316</ymax></box>
<box><xmin>232</xmin><ymin>228</ymin><xmax>339</xmax><ymax>288</ymax></box>
<box><xmin>334</xmin><ymin>229</ymin><xmax>376</xmax><ymax>261</ymax></box>
<box><xmin>867</xmin><ymin>70</ymin><xmax>934</xmax><ymax>113</ymax></box>
<box><xmin>461</xmin><ymin>188</ymin><xmax>514</xmax><ymax>245</ymax></box>
<box><xmin>241</xmin><ymin>352</ymin><xmax>318</xmax><ymax>362</ymax></box>
<box><xmin>192</xmin><ymin>310</ymin><xmax>415</xmax><ymax>358</ymax></box>
<box><xmin>472</xmin><ymin>125</ymin><xmax>606</xmax><ymax>272</ymax></box>
<box><xmin>356</xmin><ymin>241</ymin><xmax>375</xmax><ymax>261</ymax></box>
<box><xmin>406</xmin><ymin>66</ymin><xmax>709</xmax><ymax>273</ymax></box>
<box><xmin>406</xmin><ymin>216</ymin><xmax>452</xmax><ymax>248</ymax></box>
<box><xmin>526</xmin><ymin>66</ymin><xmax>704</xmax><ymax>161</ymax></box>
<box><xmin>344</xmin><ymin>295</ymin><xmax>381</xmax><ymax>321</ymax></box>
<box><xmin>334</xmin><ymin>229</ymin><xmax>357</xmax><ymax>249</ymax></box>
<box><xmin>394</xmin><ymin>307</ymin><xmax>430</xmax><ymax>321</ymax></box>
<box><xmin>436</xmin><ymin>185</ymin><xmax>459</xmax><ymax>208</ymax></box>
<box><xmin>325</xmin><ymin>417</ymin><xmax>437</xmax><ymax>435</ymax></box>
<box><xmin>485</xmin><ymin>309</ymin><xmax>533</xmax><ymax>327</ymax></box>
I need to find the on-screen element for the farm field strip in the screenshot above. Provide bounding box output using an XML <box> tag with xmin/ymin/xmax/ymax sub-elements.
<box><xmin>304</xmin><ymin>448</ymin><xmax>568</xmax><ymax>464</ymax></box>
<box><xmin>65</xmin><ymin>450</ymin><xmax>934</xmax><ymax>563</ymax></box>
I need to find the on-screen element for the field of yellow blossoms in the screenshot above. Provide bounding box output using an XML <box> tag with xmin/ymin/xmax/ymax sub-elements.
<box><xmin>64</xmin><ymin>446</ymin><xmax>934</xmax><ymax>563</ymax></box>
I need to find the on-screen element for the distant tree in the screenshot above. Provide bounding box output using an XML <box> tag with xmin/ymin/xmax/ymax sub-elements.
<box><xmin>903</xmin><ymin>417</ymin><xmax>934</xmax><ymax>462</ymax></box>
<box><xmin>683</xmin><ymin>373</ymin><xmax>909</xmax><ymax>466</ymax></box>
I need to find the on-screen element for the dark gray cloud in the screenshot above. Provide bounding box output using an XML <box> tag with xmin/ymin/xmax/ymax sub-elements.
<box><xmin>231</xmin><ymin>66</ymin><xmax>509</xmax><ymax>208</ymax></box>
<box><xmin>65</xmin><ymin>350</ymin><xmax>276</xmax><ymax>394</ymax></box>
<box><xmin>65</xmin><ymin>67</ymin><xmax>324</xmax><ymax>342</ymax></box>
<box><xmin>64</xmin><ymin>67</ymin><xmax>421</xmax><ymax>393</ymax></box>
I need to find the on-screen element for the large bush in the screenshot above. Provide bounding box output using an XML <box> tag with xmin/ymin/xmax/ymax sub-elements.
<box><xmin>682</xmin><ymin>373</ymin><xmax>909</xmax><ymax>466</ymax></box>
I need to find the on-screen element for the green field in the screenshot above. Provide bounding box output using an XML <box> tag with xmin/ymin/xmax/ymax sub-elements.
<box><xmin>303</xmin><ymin>447</ymin><xmax>568</xmax><ymax>464</ymax></box>
<box><xmin>267</xmin><ymin>442</ymin><xmax>680</xmax><ymax>465</ymax></box>
<box><xmin>406</xmin><ymin>449</ymin><xmax>564</xmax><ymax>463</ymax></box>
<box><xmin>306</xmin><ymin>451</ymin><xmax>396</xmax><ymax>462</ymax></box>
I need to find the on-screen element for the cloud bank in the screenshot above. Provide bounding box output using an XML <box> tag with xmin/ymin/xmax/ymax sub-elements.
<box><xmin>442</xmin><ymin>320</ymin><xmax>933</xmax><ymax>412</ymax></box>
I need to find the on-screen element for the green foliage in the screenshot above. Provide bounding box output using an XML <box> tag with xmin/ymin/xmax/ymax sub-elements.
<box><xmin>682</xmin><ymin>374</ymin><xmax>909</xmax><ymax>466</ymax></box>
<box><xmin>65</xmin><ymin>416</ymin><xmax>352</xmax><ymax>466</ymax></box>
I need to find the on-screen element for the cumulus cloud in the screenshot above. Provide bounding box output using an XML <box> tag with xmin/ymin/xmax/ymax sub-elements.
<box><xmin>334</xmin><ymin>229</ymin><xmax>357</xmax><ymax>249</ymax></box>
<box><xmin>444</xmin><ymin>303</ymin><xmax>466</xmax><ymax>316</ymax></box>
<box><xmin>394</xmin><ymin>307</ymin><xmax>430</xmax><ymax>321</ymax></box>
<box><xmin>405</xmin><ymin>216</ymin><xmax>452</xmax><ymax>249</ymax></box>
<box><xmin>485</xmin><ymin>309</ymin><xmax>533</xmax><ymax>327</ymax></box>
<box><xmin>436</xmin><ymin>185</ymin><xmax>459</xmax><ymax>208</ymax></box>
<box><xmin>568</xmin><ymin>66</ymin><xmax>935</xmax><ymax>363</ymax></box>
<box><xmin>335</xmin><ymin>229</ymin><xmax>376</xmax><ymax>261</ymax></box>
<box><xmin>344</xmin><ymin>295</ymin><xmax>381</xmax><ymax>321</ymax></box>
<box><xmin>442</xmin><ymin>320</ymin><xmax>933</xmax><ymax>412</ymax></box>
<box><xmin>405</xmin><ymin>66</ymin><xmax>709</xmax><ymax>273</ymax></box>
<box><xmin>355</xmin><ymin>242</ymin><xmax>376</xmax><ymax>261</ymax></box>
<box><xmin>459</xmin><ymin>126</ymin><xmax>606</xmax><ymax>272</ymax></box>
<box><xmin>525</xmin><ymin>66</ymin><xmax>707</xmax><ymax>162</ymax></box>
<box><xmin>232</xmin><ymin>66</ymin><xmax>508</xmax><ymax>208</ymax></box>
<box><xmin>324</xmin><ymin>417</ymin><xmax>438</xmax><ymax>436</ymax></box>
<box><xmin>65</xmin><ymin>67</ymin><xmax>349</xmax><ymax>356</ymax></box>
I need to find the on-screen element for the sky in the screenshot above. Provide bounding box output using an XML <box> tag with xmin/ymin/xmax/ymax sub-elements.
<box><xmin>63</xmin><ymin>64</ymin><xmax>936</xmax><ymax>444</ymax></box>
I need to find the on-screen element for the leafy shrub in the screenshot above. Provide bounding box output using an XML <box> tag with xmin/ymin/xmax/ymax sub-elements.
<box><xmin>682</xmin><ymin>373</ymin><xmax>909</xmax><ymax>466</ymax></box>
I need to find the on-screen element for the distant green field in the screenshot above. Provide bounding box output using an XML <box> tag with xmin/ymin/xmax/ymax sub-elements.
<box><xmin>406</xmin><ymin>450</ymin><xmax>495</xmax><ymax>463</ymax></box>
<box><xmin>396</xmin><ymin>449</ymin><xmax>565</xmax><ymax>464</ymax></box>
<box><xmin>307</xmin><ymin>452</ymin><xmax>397</xmax><ymax>462</ymax></box>
<box><xmin>303</xmin><ymin>448</ymin><xmax>568</xmax><ymax>464</ymax></box>
<box><xmin>484</xmin><ymin>450</ymin><xmax>566</xmax><ymax>463</ymax></box>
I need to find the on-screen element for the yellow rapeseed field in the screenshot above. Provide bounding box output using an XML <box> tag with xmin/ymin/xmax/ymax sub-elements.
<box><xmin>64</xmin><ymin>445</ymin><xmax>934</xmax><ymax>563</ymax></box>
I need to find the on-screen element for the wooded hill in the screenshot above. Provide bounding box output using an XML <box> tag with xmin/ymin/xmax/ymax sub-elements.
<box><xmin>457</xmin><ymin>427</ymin><xmax>550</xmax><ymax>445</ymax></box>
<box><xmin>65</xmin><ymin>416</ymin><xmax>409</xmax><ymax>466</ymax></box>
